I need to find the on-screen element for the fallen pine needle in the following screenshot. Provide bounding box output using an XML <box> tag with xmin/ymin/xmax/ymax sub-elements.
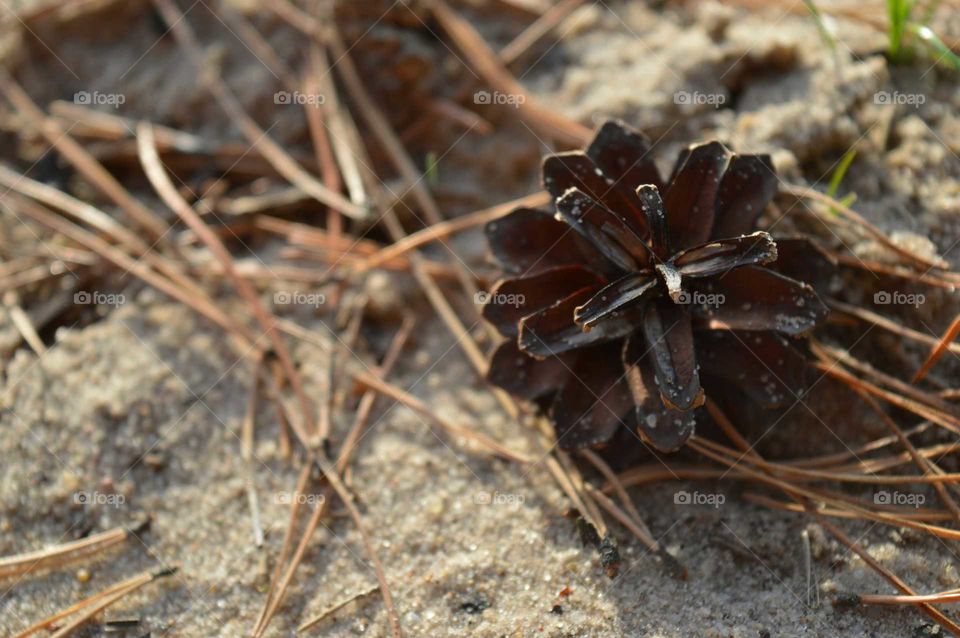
<box><xmin>137</xmin><ymin>122</ymin><xmax>316</xmax><ymax>444</ymax></box>
<box><xmin>13</xmin><ymin>566</ymin><xmax>176</xmax><ymax>638</ymax></box>
<box><xmin>297</xmin><ymin>584</ymin><xmax>380</xmax><ymax>633</ymax></box>
<box><xmin>913</xmin><ymin>313</ymin><xmax>960</xmax><ymax>384</ymax></box>
<box><xmin>0</xmin><ymin>525</ymin><xmax>134</xmax><ymax>580</ymax></box>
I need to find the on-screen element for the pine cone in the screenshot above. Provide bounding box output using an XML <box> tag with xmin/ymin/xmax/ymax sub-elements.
<box><xmin>483</xmin><ymin>120</ymin><xmax>829</xmax><ymax>452</ymax></box>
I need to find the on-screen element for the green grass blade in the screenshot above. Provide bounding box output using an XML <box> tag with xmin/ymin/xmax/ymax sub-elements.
<box><xmin>827</xmin><ymin>149</ymin><xmax>857</xmax><ymax>199</ymax></box>
<box><xmin>887</xmin><ymin>0</ymin><xmax>915</xmax><ymax>62</ymax></box>
<box><xmin>827</xmin><ymin>149</ymin><xmax>858</xmax><ymax>217</ymax></box>
<box><xmin>909</xmin><ymin>24</ymin><xmax>960</xmax><ymax>71</ymax></box>
<box><xmin>802</xmin><ymin>0</ymin><xmax>836</xmax><ymax>52</ymax></box>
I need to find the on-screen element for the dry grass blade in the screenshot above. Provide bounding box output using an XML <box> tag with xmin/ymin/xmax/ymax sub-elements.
<box><xmin>149</xmin><ymin>0</ymin><xmax>367</xmax><ymax>220</ymax></box>
<box><xmin>0</xmin><ymin>68</ymin><xmax>169</xmax><ymax>239</ymax></box>
<box><xmin>242</xmin><ymin>353</ymin><xmax>265</xmax><ymax>547</ymax></box>
<box><xmin>137</xmin><ymin>122</ymin><xmax>317</xmax><ymax>444</ymax></box>
<box><xmin>304</xmin><ymin>44</ymin><xmax>345</xmax><ymax>238</ymax></box>
<box><xmin>0</xmin><ymin>526</ymin><xmax>131</xmax><ymax>580</ymax></box>
<box><xmin>823</xmin><ymin>441</ymin><xmax>960</xmax><ymax>475</ymax></box>
<box><xmin>305</xmin><ymin>40</ymin><xmax>375</xmax><ymax>210</ymax></box>
<box><xmin>913</xmin><ymin>313</ymin><xmax>960</xmax><ymax>383</ymax></box>
<box><xmin>689</xmin><ymin>438</ymin><xmax>960</xmax><ymax>540</ymax></box>
<box><xmin>693</xmin><ymin>435</ymin><xmax>960</xmax><ymax>485</ymax></box>
<box><xmin>613</xmin><ymin>464</ymin><xmax>728</xmax><ymax>488</ymax></box>
<box><xmin>813</xmin><ymin>360</ymin><xmax>960</xmax><ymax>433</ymax></box>
<box><xmin>585</xmin><ymin>484</ymin><xmax>653</xmax><ymax>548</ymax></box>
<box><xmin>340</xmin><ymin>316</ymin><xmax>415</xmax><ymax>461</ymax></box>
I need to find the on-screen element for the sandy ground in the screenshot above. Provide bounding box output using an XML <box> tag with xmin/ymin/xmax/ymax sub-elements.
<box><xmin>2</xmin><ymin>1</ymin><xmax>960</xmax><ymax>637</ymax></box>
